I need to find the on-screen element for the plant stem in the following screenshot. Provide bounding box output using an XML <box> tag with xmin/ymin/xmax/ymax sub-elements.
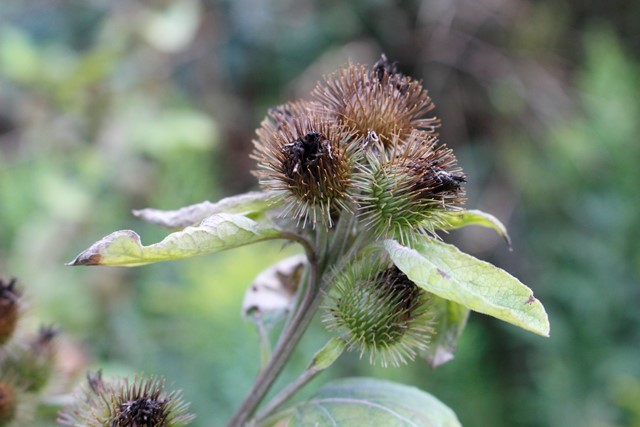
<box><xmin>255</xmin><ymin>337</ymin><xmax>346</xmax><ymax>423</ymax></box>
<box><xmin>226</xmin><ymin>215</ymin><xmax>356</xmax><ymax>427</ymax></box>
<box><xmin>254</xmin><ymin>366</ymin><xmax>321</xmax><ymax>423</ymax></box>
<box><xmin>226</xmin><ymin>233</ymin><xmax>320</xmax><ymax>427</ymax></box>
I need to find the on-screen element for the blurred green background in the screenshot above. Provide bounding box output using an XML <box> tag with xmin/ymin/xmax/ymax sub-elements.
<box><xmin>1</xmin><ymin>0</ymin><xmax>639</xmax><ymax>426</ymax></box>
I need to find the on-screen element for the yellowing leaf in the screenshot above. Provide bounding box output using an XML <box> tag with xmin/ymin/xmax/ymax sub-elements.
<box><xmin>384</xmin><ymin>238</ymin><xmax>550</xmax><ymax>337</ymax></box>
<box><xmin>69</xmin><ymin>213</ymin><xmax>279</xmax><ymax>267</ymax></box>
<box><xmin>133</xmin><ymin>191</ymin><xmax>275</xmax><ymax>228</ymax></box>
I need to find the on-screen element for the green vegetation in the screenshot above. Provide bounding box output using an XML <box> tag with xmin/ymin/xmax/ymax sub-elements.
<box><xmin>1</xmin><ymin>2</ymin><xmax>638</xmax><ymax>426</ymax></box>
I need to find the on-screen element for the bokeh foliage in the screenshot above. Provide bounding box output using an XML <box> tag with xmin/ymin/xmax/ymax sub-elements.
<box><xmin>1</xmin><ymin>1</ymin><xmax>639</xmax><ymax>426</ymax></box>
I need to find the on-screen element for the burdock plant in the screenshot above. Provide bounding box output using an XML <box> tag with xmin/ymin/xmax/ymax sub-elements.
<box><xmin>58</xmin><ymin>371</ymin><xmax>194</xmax><ymax>427</ymax></box>
<box><xmin>69</xmin><ymin>55</ymin><xmax>549</xmax><ymax>426</ymax></box>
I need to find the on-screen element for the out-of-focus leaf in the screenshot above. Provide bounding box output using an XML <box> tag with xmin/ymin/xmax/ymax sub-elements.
<box><xmin>278</xmin><ymin>377</ymin><xmax>461</xmax><ymax>427</ymax></box>
<box><xmin>242</xmin><ymin>254</ymin><xmax>305</xmax><ymax>320</ymax></box>
<box><xmin>384</xmin><ymin>238</ymin><xmax>550</xmax><ymax>337</ymax></box>
<box><xmin>68</xmin><ymin>213</ymin><xmax>280</xmax><ymax>267</ymax></box>
<box><xmin>130</xmin><ymin>109</ymin><xmax>217</xmax><ymax>155</ymax></box>
<box><xmin>421</xmin><ymin>297</ymin><xmax>469</xmax><ymax>368</ymax></box>
<box><xmin>441</xmin><ymin>209</ymin><xmax>511</xmax><ymax>248</ymax></box>
<box><xmin>141</xmin><ymin>0</ymin><xmax>202</xmax><ymax>52</ymax></box>
<box><xmin>0</xmin><ymin>26</ymin><xmax>41</xmax><ymax>83</ymax></box>
<box><xmin>133</xmin><ymin>191</ymin><xmax>276</xmax><ymax>228</ymax></box>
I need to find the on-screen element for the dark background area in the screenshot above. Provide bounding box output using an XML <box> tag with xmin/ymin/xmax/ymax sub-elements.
<box><xmin>1</xmin><ymin>0</ymin><xmax>639</xmax><ymax>426</ymax></box>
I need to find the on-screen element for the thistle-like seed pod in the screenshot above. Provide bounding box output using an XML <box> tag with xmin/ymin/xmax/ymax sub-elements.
<box><xmin>2</xmin><ymin>326</ymin><xmax>58</xmax><ymax>393</ymax></box>
<box><xmin>58</xmin><ymin>371</ymin><xmax>195</xmax><ymax>427</ymax></box>
<box><xmin>0</xmin><ymin>278</ymin><xmax>20</xmax><ymax>346</ymax></box>
<box><xmin>354</xmin><ymin>132</ymin><xmax>466</xmax><ymax>244</ymax></box>
<box><xmin>324</xmin><ymin>257</ymin><xmax>435</xmax><ymax>367</ymax></box>
<box><xmin>312</xmin><ymin>54</ymin><xmax>440</xmax><ymax>149</ymax></box>
<box><xmin>252</xmin><ymin>101</ymin><xmax>354</xmax><ymax>227</ymax></box>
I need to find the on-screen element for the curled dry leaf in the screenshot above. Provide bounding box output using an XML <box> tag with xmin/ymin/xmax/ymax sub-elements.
<box><xmin>242</xmin><ymin>255</ymin><xmax>306</xmax><ymax>320</ymax></box>
<box><xmin>132</xmin><ymin>191</ymin><xmax>274</xmax><ymax>228</ymax></box>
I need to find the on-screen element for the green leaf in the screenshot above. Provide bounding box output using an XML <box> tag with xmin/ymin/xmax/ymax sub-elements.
<box><xmin>421</xmin><ymin>297</ymin><xmax>469</xmax><ymax>368</ymax></box>
<box><xmin>384</xmin><ymin>238</ymin><xmax>550</xmax><ymax>337</ymax></box>
<box><xmin>441</xmin><ymin>209</ymin><xmax>512</xmax><ymax>247</ymax></box>
<box><xmin>133</xmin><ymin>191</ymin><xmax>275</xmax><ymax>228</ymax></box>
<box><xmin>69</xmin><ymin>213</ymin><xmax>280</xmax><ymax>267</ymax></box>
<box><xmin>280</xmin><ymin>378</ymin><xmax>461</xmax><ymax>427</ymax></box>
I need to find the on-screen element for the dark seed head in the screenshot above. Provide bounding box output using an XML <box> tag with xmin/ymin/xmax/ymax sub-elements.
<box><xmin>431</xmin><ymin>169</ymin><xmax>467</xmax><ymax>194</ymax></box>
<box><xmin>59</xmin><ymin>372</ymin><xmax>195</xmax><ymax>427</ymax></box>
<box><xmin>373</xmin><ymin>53</ymin><xmax>402</xmax><ymax>82</ymax></box>
<box><xmin>113</xmin><ymin>395</ymin><xmax>167</xmax><ymax>427</ymax></box>
<box><xmin>282</xmin><ymin>132</ymin><xmax>330</xmax><ymax>179</ymax></box>
<box><xmin>312</xmin><ymin>60</ymin><xmax>439</xmax><ymax>148</ymax></box>
<box><xmin>253</xmin><ymin>103</ymin><xmax>354</xmax><ymax>227</ymax></box>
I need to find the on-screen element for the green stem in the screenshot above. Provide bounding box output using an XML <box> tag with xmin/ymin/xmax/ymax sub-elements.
<box><xmin>226</xmin><ymin>217</ymin><xmax>356</xmax><ymax>427</ymax></box>
<box><xmin>255</xmin><ymin>337</ymin><xmax>346</xmax><ymax>423</ymax></box>
<box><xmin>226</xmin><ymin>233</ymin><xmax>320</xmax><ymax>427</ymax></box>
<box><xmin>254</xmin><ymin>366</ymin><xmax>319</xmax><ymax>424</ymax></box>
<box><xmin>256</xmin><ymin>320</ymin><xmax>272</xmax><ymax>370</ymax></box>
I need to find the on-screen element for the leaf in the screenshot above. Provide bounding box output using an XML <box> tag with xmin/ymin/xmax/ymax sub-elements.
<box><xmin>132</xmin><ymin>191</ymin><xmax>275</xmax><ymax>228</ymax></box>
<box><xmin>384</xmin><ymin>238</ymin><xmax>550</xmax><ymax>337</ymax></box>
<box><xmin>281</xmin><ymin>378</ymin><xmax>461</xmax><ymax>427</ymax></box>
<box><xmin>242</xmin><ymin>254</ymin><xmax>306</xmax><ymax>320</ymax></box>
<box><xmin>421</xmin><ymin>297</ymin><xmax>469</xmax><ymax>368</ymax></box>
<box><xmin>141</xmin><ymin>0</ymin><xmax>202</xmax><ymax>53</ymax></box>
<box><xmin>69</xmin><ymin>213</ymin><xmax>280</xmax><ymax>267</ymax></box>
<box><xmin>441</xmin><ymin>209</ymin><xmax>512</xmax><ymax>248</ymax></box>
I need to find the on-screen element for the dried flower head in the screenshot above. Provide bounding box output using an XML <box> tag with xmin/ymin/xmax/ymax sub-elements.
<box><xmin>58</xmin><ymin>371</ymin><xmax>194</xmax><ymax>427</ymax></box>
<box><xmin>324</xmin><ymin>257</ymin><xmax>436</xmax><ymax>367</ymax></box>
<box><xmin>0</xmin><ymin>278</ymin><xmax>20</xmax><ymax>346</ymax></box>
<box><xmin>312</xmin><ymin>54</ymin><xmax>439</xmax><ymax>149</ymax></box>
<box><xmin>252</xmin><ymin>102</ymin><xmax>354</xmax><ymax>227</ymax></box>
<box><xmin>354</xmin><ymin>132</ymin><xmax>466</xmax><ymax>244</ymax></box>
<box><xmin>2</xmin><ymin>326</ymin><xmax>58</xmax><ymax>393</ymax></box>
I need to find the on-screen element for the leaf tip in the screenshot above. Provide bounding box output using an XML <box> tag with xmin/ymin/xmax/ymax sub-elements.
<box><xmin>428</xmin><ymin>347</ymin><xmax>456</xmax><ymax>369</ymax></box>
<box><xmin>66</xmin><ymin>230</ymin><xmax>142</xmax><ymax>267</ymax></box>
<box><xmin>505</xmin><ymin>233</ymin><xmax>513</xmax><ymax>251</ymax></box>
<box><xmin>66</xmin><ymin>252</ymin><xmax>103</xmax><ymax>266</ymax></box>
<box><xmin>537</xmin><ymin>325</ymin><xmax>551</xmax><ymax>338</ymax></box>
